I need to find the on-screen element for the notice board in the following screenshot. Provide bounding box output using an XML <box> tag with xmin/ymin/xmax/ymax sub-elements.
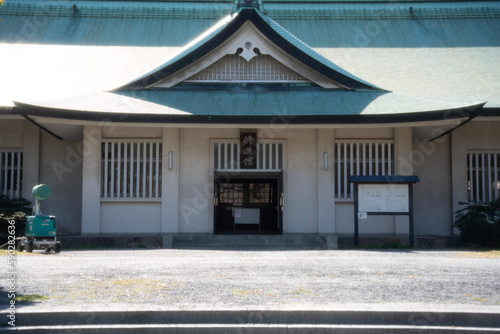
<box><xmin>358</xmin><ymin>184</ymin><xmax>409</xmax><ymax>213</ymax></box>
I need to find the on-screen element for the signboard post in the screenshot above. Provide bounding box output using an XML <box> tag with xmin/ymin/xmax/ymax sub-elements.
<box><xmin>350</xmin><ymin>175</ymin><xmax>419</xmax><ymax>248</ymax></box>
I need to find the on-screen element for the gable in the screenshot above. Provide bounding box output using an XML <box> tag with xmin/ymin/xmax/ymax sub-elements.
<box><xmin>119</xmin><ymin>8</ymin><xmax>380</xmax><ymax>91</ymax></box>
<box><xmin>151</xmin><ymin>21</ymin><xmax>340</xmax><ymax>89</ymax></box>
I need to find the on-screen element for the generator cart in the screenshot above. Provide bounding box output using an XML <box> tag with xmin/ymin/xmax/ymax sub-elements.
<box><xmin>17</xmin><ymin>184</ymin><xmax>61</xmax><ymax>254</ymax></box>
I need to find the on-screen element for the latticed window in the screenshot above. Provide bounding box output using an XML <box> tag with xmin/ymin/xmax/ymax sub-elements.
<box><xmin>101</xmin><ymin>140</ymin><xmax>162</xmax><ymax>199</ymax></box>
<box><xmin>249</xmin><ymin>183</ymin><xmax>273</xmax><ymax>204</ymax></box>
<box><xmin>219</xmin><ymin>183</ymin><xmax>244</xmax><ymax>204</ymax></box>
<box><xmin>467</xmin><ymin>152</ymin><xmax>500</xmax><ymax>202</ymax></box>
<box><xmin>186</xmin><ymin>54</ymin><xmax>310</xmax><ymax>83</ymax></box>
<box><xmin>214</xmin><ymin>141</ymin><xmax>283</xmax><ymax>170</ymax></box>
<box><xmin>335</xmin><ymin>140</ymin><xmax>394</xmax><ymax>199</ymax></box>
<box><xmin>0</xmin><ymin>151</ymin><xmax>23</xmax><ymax>198</ymax></box>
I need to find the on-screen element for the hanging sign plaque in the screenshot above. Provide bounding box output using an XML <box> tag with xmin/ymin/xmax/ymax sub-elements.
<box><xmin>240</xmin><ymin>131</ymin><xmax>257</xmax><ymax>169</ymax></box>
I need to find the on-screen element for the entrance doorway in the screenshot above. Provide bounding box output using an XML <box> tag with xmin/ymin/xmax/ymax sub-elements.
<box><xmin>214</xmin><ymin>172</ymin><xmax>283</xmax><ymax>234</ymax></box>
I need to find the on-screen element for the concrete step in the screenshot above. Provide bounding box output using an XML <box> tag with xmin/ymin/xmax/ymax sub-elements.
<box><xmin>169</xmin><ymin>235</ymin><xmax>334</xmax><ymax>250</ymax></box>
<box><xmin>4</xmin><ymin>323</ymin><xmax>500</xmax><ymax>333</ymax></box>
<box><xmin>2</xmin><ymin>310</ymin><xmax>499</xmax><ymax>333</ymax></box>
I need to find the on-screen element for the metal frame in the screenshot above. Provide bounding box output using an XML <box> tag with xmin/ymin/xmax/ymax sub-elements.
<box><xmin>350</xmin><ymin>175</ymin><xmax>419</xmax><ymax>248</ymax></box>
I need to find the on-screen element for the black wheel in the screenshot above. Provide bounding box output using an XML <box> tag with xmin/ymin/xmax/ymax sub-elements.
<box><xmin>54</xmin><ymin>241</ymin><xmax>61</xmax><ymax>254</ymax></box>
<box><xmin>17</xmin><ymin>243</ymin><xmax>24</xmax><ymax>252</ymax></box>
<box><xmin>45</xmin><ymin>247</ymin><xmax>51</xmax><ymax>254</ymax></box>
<box><xmin>26</xmin><ymin>241</ymin><xmax>33</xmax><ymax>253</ymax></box>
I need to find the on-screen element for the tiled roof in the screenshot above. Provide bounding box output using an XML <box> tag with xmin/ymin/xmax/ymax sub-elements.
<box><xmin>0</xmin><ymin>0</ymin><xmax>498</xmax><ymax>118</ymax></box>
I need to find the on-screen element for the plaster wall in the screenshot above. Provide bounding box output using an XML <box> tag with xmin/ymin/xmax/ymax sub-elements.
<box><xmin>102</xmin><ymin>126</ymin><xmax>162</xmax><ymax>139</ymax></box>
<box><xmin>178</xmin><ymin>128</ymin><xmax>236</xmax><ymax>234</ymax></box>
<box><xmin>39</xmin><ymin>132</ymin><xmax>83</xmax><ymax>234</ymax></box>
<box><xmin>335</xmin><ymin>202</ymin><xmax>395</xmax><ymax>235</ymax></box>
<box><xmin>412</xmin><ymin>126</ymin><xmax>453</xmax><ymax>236</ymax></box>
<box><xmin>100</xmin><ymin>202</ymin><xmax>161</xmax><ymax>234</ymax></box>
<box><xmin>282</xmin><ymin>129</ymin><xmax>318</xmax><ymax>234</ymax></box>
<box><xmin>466</xmin><ymin>121</ymin><xmax>500</xmax><ymax>150</ymax></box>
<box><xmin>0</xmin><ymin>120</ymin><xmax>24</xmax><ymax>148</ymax></box>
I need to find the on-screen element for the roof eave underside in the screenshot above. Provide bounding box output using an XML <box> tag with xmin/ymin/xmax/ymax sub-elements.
<box><xmin>12</xmin><ymin>102</ymin><xmax>486</xmax><ymax>125</ymax></box>
<box><xmin>118</xmin><ymin>7</ymin><xmax>379</xmax><ymax>91</ymax></box>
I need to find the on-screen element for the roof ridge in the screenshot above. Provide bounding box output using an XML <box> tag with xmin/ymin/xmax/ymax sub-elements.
<box><xmin>2</xmin><ymin>0</ymin><xmax>500</xmax><ymax>19</ymax></box>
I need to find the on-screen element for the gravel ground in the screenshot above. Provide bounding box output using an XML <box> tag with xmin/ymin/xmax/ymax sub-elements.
<box><xmin>1</xmin><ymin>249</ymin><xmax>500</xmax><ymax>312</ymax></box>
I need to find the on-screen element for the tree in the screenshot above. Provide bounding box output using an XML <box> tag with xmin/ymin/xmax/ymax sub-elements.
<box><xmin>0</xmin><ymin>196</ymin><xmax>33</xmax><ymax>242</ymax></box>
<box><xmin>454</xmin><ymin>199</ymin><xmax>500</xmax><ymax>248</ymax></box>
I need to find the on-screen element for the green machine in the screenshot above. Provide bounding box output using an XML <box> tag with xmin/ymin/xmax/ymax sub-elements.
<box><xmin>18</xmin><ymin>184</ymin><xmax>61</xmax><ymax>253</ymax></box>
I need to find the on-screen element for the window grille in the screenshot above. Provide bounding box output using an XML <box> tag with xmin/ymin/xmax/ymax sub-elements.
<box><xmin>467</xmin><ymin>152</ymin><xmax>500</xmax><ymax>202</ymax></box>
<box><xmin>335</xmin><ymin>140</ymin><xmax>394</xmax><ymax>199</ymax></box>
<box><xmin>214</xmin><ymin>142</ymin><xmax>283</xmax><ymax>170</ymax></box>
<box><xmin>186</xmin><ymin>54</ymin><xmax>310</xmax><ymax>83</ymax></box>
<box><xmin>0</xmin><ymin>151</ymin><xmax>23</xmax><ymax>198</ymax></box>
<box><xmin>101</xmin><ymin>140</ymin><xmax>162</xmax><ymax>199</ymax></box>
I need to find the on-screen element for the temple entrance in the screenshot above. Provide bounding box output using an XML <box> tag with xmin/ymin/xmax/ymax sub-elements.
<box><xmin>214</xmin><ymin>171</ymin><xmax>283</xmax><ymax>235</ymax></box>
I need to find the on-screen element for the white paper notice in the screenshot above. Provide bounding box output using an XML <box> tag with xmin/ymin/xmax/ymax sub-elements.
<box><xmin>358</xmin><ymin>184</ymin><xmax>409</xmax><ymax>213</ymax></box>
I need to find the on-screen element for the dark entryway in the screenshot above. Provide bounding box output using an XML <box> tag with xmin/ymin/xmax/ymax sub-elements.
<box><xmin>214</xmin><ymin>171</ymin><xmax>283</xmax><ymax>234</ymax></box>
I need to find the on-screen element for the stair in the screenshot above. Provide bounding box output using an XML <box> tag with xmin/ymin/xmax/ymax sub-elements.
<box><xmin>169</xmin><ymin>234</ymin><xmax>334</xmax><ymax>250</ymax></box>
<box><xmin>2</xmin><ymin>310</ymin><xmax>499</xmax><ymax>333</ymax></box>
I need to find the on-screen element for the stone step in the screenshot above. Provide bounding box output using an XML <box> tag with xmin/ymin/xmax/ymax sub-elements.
<box><xmin>169</xmin><ymin>235</ymin><xmax>332</xmax><ymax>249</ymax></box>
<box><xmin>4</xmin><ymin>324</ymin><xmax>500</xmax><ymax>333</ymax></box>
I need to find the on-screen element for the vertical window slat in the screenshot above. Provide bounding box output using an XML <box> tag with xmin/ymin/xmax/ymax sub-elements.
<box><xmin>337</xmin><ymin>143</ymin><xmax>341</xmax><ymax>198</ymax></box>
<box><xmin>469</xmin><ymin>153</ymin><xmax>474</xmax><ymax>201</ymax></box>
<box><xmin>343</xmin><ymin>143</ymin><xmax>348</xmax><ymax>198</ymax></box>
<box><xmin>334</xmin><ymin>140</ymin><xmax>395</xmax><ymax>199</ymax></box>
<box><xmin>388</xmin><ymin>143</ymin><xmax>392</xmax><ymax>175</ymax></box>
<box><xmin>117</xmin><ymin>143</ymin><xmax>121</xmax><ymax>198</ymax></box>
<box><xmin>142</xmin><ymin>142</ymin><xmax>147</xmax><ymax>198</ymax></box>
<box><xmin>110</xmin><ymin>143</ymin><xmax>115</xmax><ymax>198</ymax></box>
<box><xmin>149</xmin><ymin>143</ymin><xmax>153</xmax><ymax>198</ymax></box>
<box><xmin>495</xmin><ymin>154</ymin><xmax>498</xmax><ymax>200</ymax></box>
<box><xmin>124</xmin><ymin>143</ymin><xmax>128</xmax><ymax>198</ymax></box>
<box><xmin>275</xmin><ymin>144</ymin><xmax>279</xmax><ymax>170</ymax></box>
<box><xmin>9</xmin><ymin>153</ymin><xmax>13</xmax><ymax>198</ymax></box>
<box><xmin>136</xmin><ymin>143</ymin><xmax>140</xmax><ymax>198</ymax></box>
<box><xmin>263</xmin><ymin>144</ymin><xmax>267</xmax><ymax>170</ymax></box>
<box><xmin>155</xmin><ymin>143</ymin><xmax>160</xmax><ymax>197</ymax></box>
<box><xmin>488</xmin><ymin>154</ymin><xmax>492</xmax><ymax>202</ymax></box>
<box><xmin>130</xmin><ymin>143</ymin><xmax>134</xmax><ymax>198</ymax></box>
<box><xmin>481</xmin><ymin>154</ymin><xmax>486</xmax><ymax>201</ymax></box>
<box><xmin>104</xmin><ymin>143</ymin><xmax>109</xmax><ymax>198</ymax></box>
<box><xmin>349</xmin><ymin>143</ymin><xmax>354</xmax><ymax>197</ymax></box>
<box><xmin>16</xmin><ymin>153</ymin><xmax>21</xmax><ymax>198</ymax></box>
<box><xmin>381</xmin><ymin>143</ymin><xmax>385</xmax><ymax>176</ymax></box>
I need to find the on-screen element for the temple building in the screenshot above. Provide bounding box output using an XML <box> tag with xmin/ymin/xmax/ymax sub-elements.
<box><xmin>0</xmin><ymin>0</ymin><xmax>499</xmax><ymax>246</ymax></box>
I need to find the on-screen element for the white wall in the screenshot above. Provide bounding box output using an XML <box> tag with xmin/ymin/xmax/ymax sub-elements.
<box><xmin>101</xmin><ymin>202</ymin><xmax>161</xmax><ymax>234</ymax></box>
<box><xmin>178</xmin><ymin>128</ymin><xmax>237</xmax><ymax>233</ymax></box>
<box><xmin>39</xmin><ymin>132</ymin><xmax>83</xmax><ymax>234</ymax></box>
<box><xmin>282</xmin><ymin>129</ymin><xmax>318</xmax><ymax>234</ymax></box>
<box><xmin>412</xmin><ymin>126</ymin><xmax>453</xmax><ymax>236</ymax></box>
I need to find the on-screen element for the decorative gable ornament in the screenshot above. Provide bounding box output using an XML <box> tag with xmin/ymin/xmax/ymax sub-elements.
<box><xmin>151</xmin><ymin>22</ymin><xmax>343</xmax><ymax>89</ymax></box>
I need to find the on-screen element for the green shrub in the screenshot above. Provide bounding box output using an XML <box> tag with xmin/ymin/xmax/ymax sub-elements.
<box><xmin>454</xmin><ymin>199</ymin><xmax>500</xmax><ymax>248</ymax></box>
<box><xmin>0</xmin><ymin>195</ymin><xmax>33</xmax><ymax>242</ymax></box>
